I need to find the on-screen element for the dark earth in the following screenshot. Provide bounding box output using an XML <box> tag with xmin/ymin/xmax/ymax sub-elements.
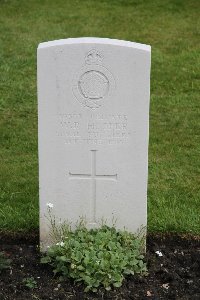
<box><xmin>0</xmin><ymin>232</ymin><xmax>199</xmax><ymax>300</ymax></box>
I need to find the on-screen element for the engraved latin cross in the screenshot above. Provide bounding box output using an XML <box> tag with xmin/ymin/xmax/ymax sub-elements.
<box><xmin>69</xmin><ymin>150</ymin><xmax>117</xmax><ymax>224</ymax></box>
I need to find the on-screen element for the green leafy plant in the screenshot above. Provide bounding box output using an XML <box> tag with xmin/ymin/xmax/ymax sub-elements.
<box><xmin>23</xmin><ymin>277</ymin><xmax>37</xmax><ymax>289</ymax></box>
<box><xmin>0</xmin><ymin>251</ymin><xmax>12</xmax><ymax>272</ymax></box>
<box><xmin>41</xmin><ymin>222</ymin><xmax>147</xmax><ymax>292</ymax></box>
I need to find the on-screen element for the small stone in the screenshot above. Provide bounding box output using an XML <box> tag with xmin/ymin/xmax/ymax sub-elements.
<box><xmin>147</xmin><ymin>290</ymin><xmax>153</xmax><ymax>297</ymax></box>
<box><xmin>162</xmin><ymin>283</ymin><xmax>170</xmax><ymax>289</ymax></box>
<box><xmin>155</xmin><ymin>250</ymin><xmax>163</xmax><ymax>257</ymax></box>
<box><xmin>187</xmin><ymin>280</ymin><xmax>193</xmax><ymax>284</ymax></box>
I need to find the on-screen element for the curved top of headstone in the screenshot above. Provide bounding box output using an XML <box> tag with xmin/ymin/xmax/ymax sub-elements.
<box><xmin>38</xmin><ymin>37</ymin><xmax>151</xmax><ymax>52</ymax></box>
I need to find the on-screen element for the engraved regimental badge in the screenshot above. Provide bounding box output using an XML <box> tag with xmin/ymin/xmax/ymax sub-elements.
<box><xmin>72</xmin><ymin>49</ymin><xmax>115</xmax><ymax>109</ymax></box>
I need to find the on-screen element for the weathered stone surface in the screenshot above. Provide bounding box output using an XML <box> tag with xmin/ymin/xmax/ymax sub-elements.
<box><xmin>38</xmin><ymin>38</ymin><xmax>151</xmax><ymax>248</ymax></box>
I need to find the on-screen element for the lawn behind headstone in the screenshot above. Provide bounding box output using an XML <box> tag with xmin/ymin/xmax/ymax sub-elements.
<box><xmin>0</xmin><ymin>0</ymin><xmax>199</xmax><ymax>234</ymax></box>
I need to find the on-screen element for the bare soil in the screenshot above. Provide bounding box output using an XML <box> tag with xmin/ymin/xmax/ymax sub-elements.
<box><xmin>0</xmin><ymin>232</ymin><xmax>199</xmax><ymax>300</ymax></box>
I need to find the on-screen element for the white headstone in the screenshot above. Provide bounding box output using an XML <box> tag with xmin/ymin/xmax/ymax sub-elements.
<box><xmin>38</xmin><ymin>38</ymin><xmax>151</xmax><ymax>249</ymax></box>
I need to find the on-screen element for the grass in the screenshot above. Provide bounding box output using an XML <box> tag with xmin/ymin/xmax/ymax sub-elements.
<box><xmin>0</xmin><ymin>0</ymin><xmax>199</xmax><ymax>234</ymax></box>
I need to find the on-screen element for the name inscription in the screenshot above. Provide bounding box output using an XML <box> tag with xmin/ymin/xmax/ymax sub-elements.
<box><xmin>57</xmin><ymin>113</ymin><xmax>131</xmax><ymax>145</ymax></box>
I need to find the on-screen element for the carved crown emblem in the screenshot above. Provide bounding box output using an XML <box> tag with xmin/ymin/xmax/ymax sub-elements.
<box><xmin>85</xmin><ymin>49</ymin><xmax>103</xmax><ymax>65</ymax></box>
